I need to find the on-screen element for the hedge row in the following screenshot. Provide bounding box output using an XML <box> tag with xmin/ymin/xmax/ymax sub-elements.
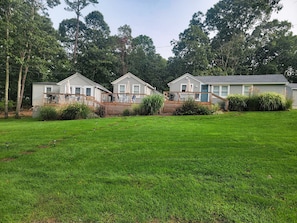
<box><xmin>38</xmin><ymin>103</ymin><xmax>94</xmax><ymax>121</ymax></box>
<box><xmin>227</xmin><ymin>93</ymin><xmax>292</xmax><ymax>111</ymax></box>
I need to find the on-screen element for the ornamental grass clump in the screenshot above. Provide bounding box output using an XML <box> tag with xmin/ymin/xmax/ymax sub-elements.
<box><xmin>139</xmin><ymin>94</ymin><xmax>164</xmax><ymax>115</ymax></box>
<box><xmin>258</xmin><ymin>92</ymin><xmax>286</xmax><ymax>111</ymax></box>
<box><xmin>227</xmin><ymin>95</ymin><xmax>248</xmax><ymax>111</ymax></box>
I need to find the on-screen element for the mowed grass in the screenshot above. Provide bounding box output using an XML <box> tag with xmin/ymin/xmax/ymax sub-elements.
<box><xmin>0</xmin><ymin>111</ymin><xmax>297</xmax><ymax>223</ymax></box>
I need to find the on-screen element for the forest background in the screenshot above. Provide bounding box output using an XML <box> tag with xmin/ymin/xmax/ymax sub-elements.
<box><xmin>1</xmin><ymin>0</ymin><xmax>297</xmax><ymax>117</ymax></box>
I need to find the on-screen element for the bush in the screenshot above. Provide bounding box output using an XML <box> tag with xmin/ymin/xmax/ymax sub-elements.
<box><xmin>61</xmin><ymin>103</ymin><xmax>90</xmax><ymax>120</ymax></box>
<box><xmin>122</xmin><ymin>109</ymin><xmax>131</xmax><ymax>116</ymax></box>
<box><xmin>174</xmin><ymin>98</ymin><xmax>212</xmax><ymax>115</ymax></box>
<box><xmin>0</xmin><ymin>100</ymin><xmax>15</xmax><ymax>112</ymax></box>
<box><xmin>38</xmin><ymin>106</ymin><xmax>59</xmax><ymax>120</ymax></box>
<box><xmin>258</xmin><ymin>92</ymin><xmax>286</xmax><ymax>111</ymax></box>
<box><xmin>139</xmin><ymin>94</ymin><xmax>164</xmax><ymax>115</ymax></box>
<box><xmin>227</xmin><ymin>95</ymin><xmax>248</xmax><ymax>111</ymax></box>
<box><xmin>285</xmin><ymin>98</ymin><xmax>293</xmax><ymax>110</ymax></box>
<box><xmin>95</xmin><ymin>106</ymin><xmax>106</xmax><ymax>118</ymax></box>
<box><xmin>246</xmin><ymin>95</ymin><xmax>260</xmax><ymax>111</ymax></box>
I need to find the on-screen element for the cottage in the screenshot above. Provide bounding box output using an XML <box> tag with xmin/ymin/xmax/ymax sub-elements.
<box><xmin>111</xmin><ymin>72</ymin><xmax>159</xmax><ymax>103</ymax></box>
<box><xmin>32</xmin><ymin>73</ymin><xmax>111</xmax><ymax>107</ymax></box>
<box><xmin>167</xmin><ymin>73</ymin><xmax>290</xmax><ymax>104</ymax></box>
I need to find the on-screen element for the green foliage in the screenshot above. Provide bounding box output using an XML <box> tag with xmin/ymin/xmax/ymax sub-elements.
<box><xmin>0</xmin><ymin>100</ymin><xmax>15</xmax><ymax>112</ymax></box>
<box><xmin>258</xmin><ymin>92</ymin><xmax>286</xmax><ymax>111</ymax></box>
<box><xmin>246</xmin><ymin>95</ymin><xmax>260</xmax><ymax>111</ymax></box>
<box><xmin>227</xmin><ymin>95</ymin><xmax>248</xmax><ymax>111</ymax></box>
<box><xmin>174</xmin><ymin>98</ymin><xmax>212</xmax><ymax>115</ymax></box>
<box><xmin>228</xmin><ymin>93</ymin><xmax>288</xmax><ymax>111</ymax></box>
<box><xmin>139</xmin><ymin>94</ymin><xmax>164</xmax><ymax>115</ymax></box>
<box><xmin>285</xmin><ymin>98</ymin><xmax>293</xmax><ymax>110</ymax></box>
<box><xmin>38</xmin><ymin>106</ymin><xmax>59</xmax><ymax>121</ymax></box>
<box><xmin>60</xmin><ymin>103</ymin><xmax>91</xmax><ymax>120</ymax></box>
<box><xmin>122</xmin><ymin>109</ymin><xmax>131</xmax><ymax>116</ymax></box>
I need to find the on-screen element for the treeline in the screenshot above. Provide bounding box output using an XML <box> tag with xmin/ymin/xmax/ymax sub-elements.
<box><xmin>1</xmin><ymin>0</ymin><xmax>297</xmax><ymax>118</ymax></box>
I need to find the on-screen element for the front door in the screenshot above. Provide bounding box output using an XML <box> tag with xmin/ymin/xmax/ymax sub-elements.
<box><xmin>201</xmin><ymin>85</ymin><xmax>209</xmax><ymax>102</ymax></box>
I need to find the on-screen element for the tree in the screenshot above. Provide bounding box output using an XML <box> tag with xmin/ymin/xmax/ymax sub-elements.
<box><xmin>205</xmin><ymin>0</ymin><xmax>282</xmax><ymax>43</ymax></box>
<box><xmin>64</xmin><ymin>0</ymin><xmax>99</xmax><ymax>64</ymax></box>
<box><xmin>248</xmin><ymin>20</ymin><xmax>297</xmax><ymax>76</ymax></box>
<box><xmin>115</xmin><ymin>24</ymin><xmax>133</xmax><ymax>75</ymax></box>
<box><xmin>171</xmin><ymin>12</ymin><xmax>211</xmax><ymax>75</ymax></box>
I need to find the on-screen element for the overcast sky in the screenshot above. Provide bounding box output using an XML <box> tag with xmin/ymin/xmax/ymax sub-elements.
<box><xmin>48</xmin><ymin>0</ymin><xmax>297</xmax><ymax>59</ymax></box>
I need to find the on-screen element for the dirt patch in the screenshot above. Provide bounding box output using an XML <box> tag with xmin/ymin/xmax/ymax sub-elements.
<box><xmin>0</xmin><ymin>109</ymin><xmax>33</xmax><ymax>118</ymax></box>
<box><xmin>1</xmin><ymin>157</ymin><xmax>16</xmax><ymax>162</ymax></box>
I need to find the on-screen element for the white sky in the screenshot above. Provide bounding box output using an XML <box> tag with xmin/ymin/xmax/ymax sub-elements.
<box><xmin>48</xmin><ymin>0</ymin><xmax>297</xmax><ymax>59</ymax></box>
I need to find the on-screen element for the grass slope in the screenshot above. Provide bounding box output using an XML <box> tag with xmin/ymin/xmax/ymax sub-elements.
<box><xmin>0</xmin><ymin>111</ymin><xmax>297</xmax><ymax>222</ymax></box>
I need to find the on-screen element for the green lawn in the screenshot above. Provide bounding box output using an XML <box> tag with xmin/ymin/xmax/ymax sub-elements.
<box><xmin>1</xmin><ymin>111</ymin><xmax>297</xmax><ymax>223</ymax></box>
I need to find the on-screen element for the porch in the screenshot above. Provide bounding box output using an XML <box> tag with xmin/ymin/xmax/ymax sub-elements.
<box><xmin>43</xmin><ymin>93</ymin><xmax>102</xmax><ymax>108</ymax></box>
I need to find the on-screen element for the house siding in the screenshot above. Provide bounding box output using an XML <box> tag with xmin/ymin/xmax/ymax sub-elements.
<box><xmin>32</xmin><ymin>84</ymin><xmax>59</xmax><ymax>106</ymax></box>
<box><xmin>253</xmin><ymin>85</ymin><xmax>286</xmax><ymax>96</ymax></box>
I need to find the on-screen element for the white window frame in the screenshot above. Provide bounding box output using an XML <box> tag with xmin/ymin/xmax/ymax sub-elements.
<box><xmin>85</xmin><ymin>87</ymin><xmax>92</xmax><ymax>96</ymax></box>
<box><xmin>242</xmin><ymin>85</ymin><xmax>253</xmax><ymax>96</ymax></box>
<box><xmin>212</xmin><ymin>85</ymin><xmax>229</xmax><ymax>97</ymax></box>
<box><xmin>132</xmin><ymin>84</ymin><xmax>140</xmax><ymax>94</ymax></box>
<box><xmin>119</xmin><ymin>84</ymin><xmax>126</xmax><ymax>93</ymax></box>
<box><xmin>212</xmin><ymin>86</ymin><xmax>220</xmax><ymax>95</ymax></box>
<box><xmin>180</xmin><ymin>84</ymin><xmax>187</xmax><ymax>92</ymax></box>
<box><xmin>75</xmin><ymin>87</ymin><xmax>81</xmax><ymax>95</ymax></box>
<box><xmin>45</xmin><ymin>86</ymin><xmax>53</xmax><ymax>93</ymax></box>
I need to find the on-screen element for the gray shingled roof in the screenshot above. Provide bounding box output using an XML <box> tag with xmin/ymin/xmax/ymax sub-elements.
<box><xmin>195</xmin><ymin>74</ymin><xmax>288</xmax><ymax>84</ymax></box>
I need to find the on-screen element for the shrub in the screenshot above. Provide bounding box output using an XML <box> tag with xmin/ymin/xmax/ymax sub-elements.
<box><xmin>285</xmin><ymin>98</ymin><xmax>293</xmax><ymax>110</ymax></box>
<box><xmin>174</xmin><ymin>98</ymin><xmax>212</xmax><ymax>115</ymax></box>
<box><xmin>139</xmin><ymin>94</ymin><xmax>164</xmax><ymax>115</ymax></box>
<box><xmin>122</xmin><ymin>109</ymin><xmax>131</xmax><ymax>116</ymax></box>
<box><xmin>95</xmin><ymin>106</ymin><xmax>106</xmax><ymax>118</ymax></box>
<box><xmin>61</xmin><ymin>103</ymin><xmax>90</xmax><ymax>120</ymax></box>
<box><xmin>258</xmin><ymin>92</ymin><xmax>286</xmax><ymax>111</ymax></box>
<box><xmin>38</xmin><ymin>106</ymin><xmax>59</xmax><ymax>121</ymax></box>
<box><xmin>246</xmin><ymin>95</ymin><xmax>260</xmax><ymax>111</ymax></box>
<box><xmin>0</xmin><ymin>100</ymin><xmax>15</xmax><ymax>112</ymax></box>
<box><xmin>227</xmin><ymin>95</ymin><xmax>248</xmax><ymax>111</ymax></box>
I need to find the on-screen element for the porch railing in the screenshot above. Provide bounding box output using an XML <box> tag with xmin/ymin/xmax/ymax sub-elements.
<box><xmin>163</xmin><ymin>91</ymin><xmax>229</xmax><ymax>110</ymax></box>
<box><xmin>43</xmin><ymin>93</ymin><xmax>102</xmax><ymax>108</ymax></box>
<box><xmin>101</xmin><ymin>93</ymin><xmax>151</xmax><ymax>103</ymax></box>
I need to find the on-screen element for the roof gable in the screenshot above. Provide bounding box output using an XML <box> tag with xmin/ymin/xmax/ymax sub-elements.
<box><xmin>111</xmin><ymin>72</ymin><xmax>155</xmax><ymax>89</ymax></box>
<box><xmin>167</xmin><ymin>73</ymin><xmax>198</xmax><ymax>86</ymax></box>
<box><xmin>58</xmin><ymin>73</ymin><xmax>111</xmax><ymax>93</ymax></box>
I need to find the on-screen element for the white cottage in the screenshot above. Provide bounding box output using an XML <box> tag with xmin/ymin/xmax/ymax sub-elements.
<box><xmin>167</xmin><ymin>73</ymin><xmax>290</xmax><ymax>104</ymax></box>
<box><xmin>111</xmin><ymin>72</ymin><xmax>158</xmax><ymax>103</ymax></box>
<box><xmin>32</xmin><ymin>73</ymin><xmax>111</xmax><ymax>107</ymax></box>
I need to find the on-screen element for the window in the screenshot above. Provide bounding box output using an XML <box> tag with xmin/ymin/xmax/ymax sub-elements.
<box><xmin>45</xmin><ymin>86</ymin><xmax>52</xmax><ymax>93</ymax></box>
<box><xmin>181</xmin><ymin>84</ymin><xmax>187</xmax><ymax>92</ymax></box>
<box><xmin>221</xmin><ymin>86</ymin><xmax>228</xmax><ymax>97</ymax></box>
<box><xmin>133</xmin><ymin>85</ymin><xmax>140</xmax><ymax>94</ymax></box>
<box><xmin>212</xmin><ymin>85</ymin><xmax>229</xmax><ymax>97</ymax></box>
<box><xmin>86</xmin><ymin>88</ymin><xmax>91</xmax><ymax>96</ymax></box>
<box><xmin>213</xmin><ymin>86</ymin><xmax>219</xmax><ymax>95</ymax></box>
<box><xmin>119</xmin><ymin>84</ymin><xmax>125</xmax><ymax>93</ymax></box>
<box><xmin>75</xmin><ymin>87</ymin><xmax>81</xmax><ymax>95</ymax></box>
<box><xmin>243</xmin><ymin>85</ymin><xmax>252</xmax><ymax>96</ymax></box>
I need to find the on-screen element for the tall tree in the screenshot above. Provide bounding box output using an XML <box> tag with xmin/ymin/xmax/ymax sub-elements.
<box><xmin>170</xmin><ymin>12</ymin><xmax>211</xmax><ymax>75</ymax></box>
<box><xmin>116</xmin><ymin>25</ymin><xmax>133</xmax><ymax>75</ymax></box>
<box><xmin>64</xmin><ymin>0</ymin><xmax>98</xmax><ymax>64</ymax></box>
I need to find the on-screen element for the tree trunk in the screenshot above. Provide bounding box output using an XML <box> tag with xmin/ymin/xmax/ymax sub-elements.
<box><xmin>4</xmin><ymin>12</ymin><xmax>10</xmax><ymax>119</ymax></box>
<box><xmin>15</xmin><ymin>61</ymin><xmax>24</xmax><ymax>119</ymax></box>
